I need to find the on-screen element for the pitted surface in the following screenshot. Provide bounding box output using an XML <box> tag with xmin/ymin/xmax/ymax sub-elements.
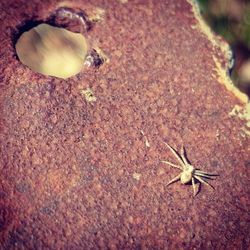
<box><xmin>0</xmin><ymin>0</ymin><xmax>249</xmax><ymax>249</ymax></box>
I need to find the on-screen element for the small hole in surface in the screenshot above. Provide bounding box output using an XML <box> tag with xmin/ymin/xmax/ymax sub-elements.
<box><xmin>13</xmin><ymin>7</ymin><xmax>107</xmax><ymax>78</ymax></box>
<box><xmin>12</xmin><ymin>7</ymin><xmax>92</xmax><ymax>50</ymax></box>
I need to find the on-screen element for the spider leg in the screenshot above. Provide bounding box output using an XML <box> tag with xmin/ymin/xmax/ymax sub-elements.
<box><xmin>194</xmin><ymin>172</ymin><xmax>216</xmax><ymax>179</ymax></box>
<box><xmin>161</xmin><ymin>160</ymin><xmax>182</xmax><ymax>170</ymax></box>
<box><xmin>194</xmin><ymin>175</ymin><xmax>214</xmax><ymax>190</ymax></box>
<box><xmin>192</xmin><ymin>177</ymin><xmax>197</xmax><ymax>196</ymax></box>
<box><xmin>166</xmin><ymin>174</ymin><xmax>181</xmax><ymax>186</ymax></box>
<box><xmin>195</xmin><ymin>170</ymin><xmax>218</xmax><ymax>176</ymax></box>
<box><xmin>163</xmin><ymin>142</ymin><xmax>185</xmax><ymax>168</ymax></box>
<box><xmin>180</xmin><ymin>146</ymin><xmax>189</xmax><ymax>166</ymax></box>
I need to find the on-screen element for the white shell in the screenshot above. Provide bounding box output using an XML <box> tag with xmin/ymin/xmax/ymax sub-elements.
<box><xmin>15</xmin><ymin>24</ymin><xmax>88</xmax><ymax>79</ymax></box>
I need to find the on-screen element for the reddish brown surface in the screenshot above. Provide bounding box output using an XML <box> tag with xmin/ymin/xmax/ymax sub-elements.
<box><xmin>0</xmin><ymin>0</ymin><xmax>249</xmax><ymax>249</ymax></box>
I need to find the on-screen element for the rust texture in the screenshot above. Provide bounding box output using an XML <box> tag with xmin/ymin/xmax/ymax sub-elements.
<box><xmin>0</xmin><ymin>0</ymin><xmax>249</xmax><ymax>249</ymax></box>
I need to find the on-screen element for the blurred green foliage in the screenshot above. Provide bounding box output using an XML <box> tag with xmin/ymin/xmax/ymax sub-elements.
<box><xmin>197</xmin><ymin>0</ymin><xmax>250</xmax><ymax>47</ymax></box>
<box><xmin>196</xmin><ymin>0</ymin><xmax>250</xmax><ymax>96</ymax></box>
<box><xmin>242</xmin><ymin>6</ymin><xmax>250</xmax><ymax>47</ymax></box>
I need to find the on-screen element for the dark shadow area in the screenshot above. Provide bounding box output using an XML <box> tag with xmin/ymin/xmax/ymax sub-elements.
<box><xmin>11</xmin><ymin>19</ymin><xmax>44</xmax><ymax>51</ymax></box>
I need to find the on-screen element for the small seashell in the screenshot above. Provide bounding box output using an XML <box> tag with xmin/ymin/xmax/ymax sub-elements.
<box><xmin>15</xmin><ymin>23</ymin><xmax>88</xmax><ymax>79</ymax></box>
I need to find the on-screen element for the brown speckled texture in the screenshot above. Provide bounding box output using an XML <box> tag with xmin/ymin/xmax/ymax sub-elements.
<box><xmin>0</xmin><ymin>0</ymin><xmax>249</xmax><ymax>249</ymax></box>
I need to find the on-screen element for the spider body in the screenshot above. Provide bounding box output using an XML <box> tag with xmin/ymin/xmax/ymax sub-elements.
<box><xmin>180</xmin><ymin>164</ymin><xmax>194</xmax><ymax>184</ymax></box>
<box><xmin>162</xmin><ymin>142</ymin><xmax>218</xmax><ymax>196</ymax></box>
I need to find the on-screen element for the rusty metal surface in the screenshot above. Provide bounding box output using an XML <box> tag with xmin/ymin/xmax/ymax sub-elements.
<box><xmin>0</xmin><ymin>0</ymin><xmax>249</xmax><ymax>249</ymax></box>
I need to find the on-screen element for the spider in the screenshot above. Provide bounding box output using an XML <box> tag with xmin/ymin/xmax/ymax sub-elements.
<box><xmin>161</xmin><ymin>142</ymin><xmax>218</xmax><ymax>196</ymax></box>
